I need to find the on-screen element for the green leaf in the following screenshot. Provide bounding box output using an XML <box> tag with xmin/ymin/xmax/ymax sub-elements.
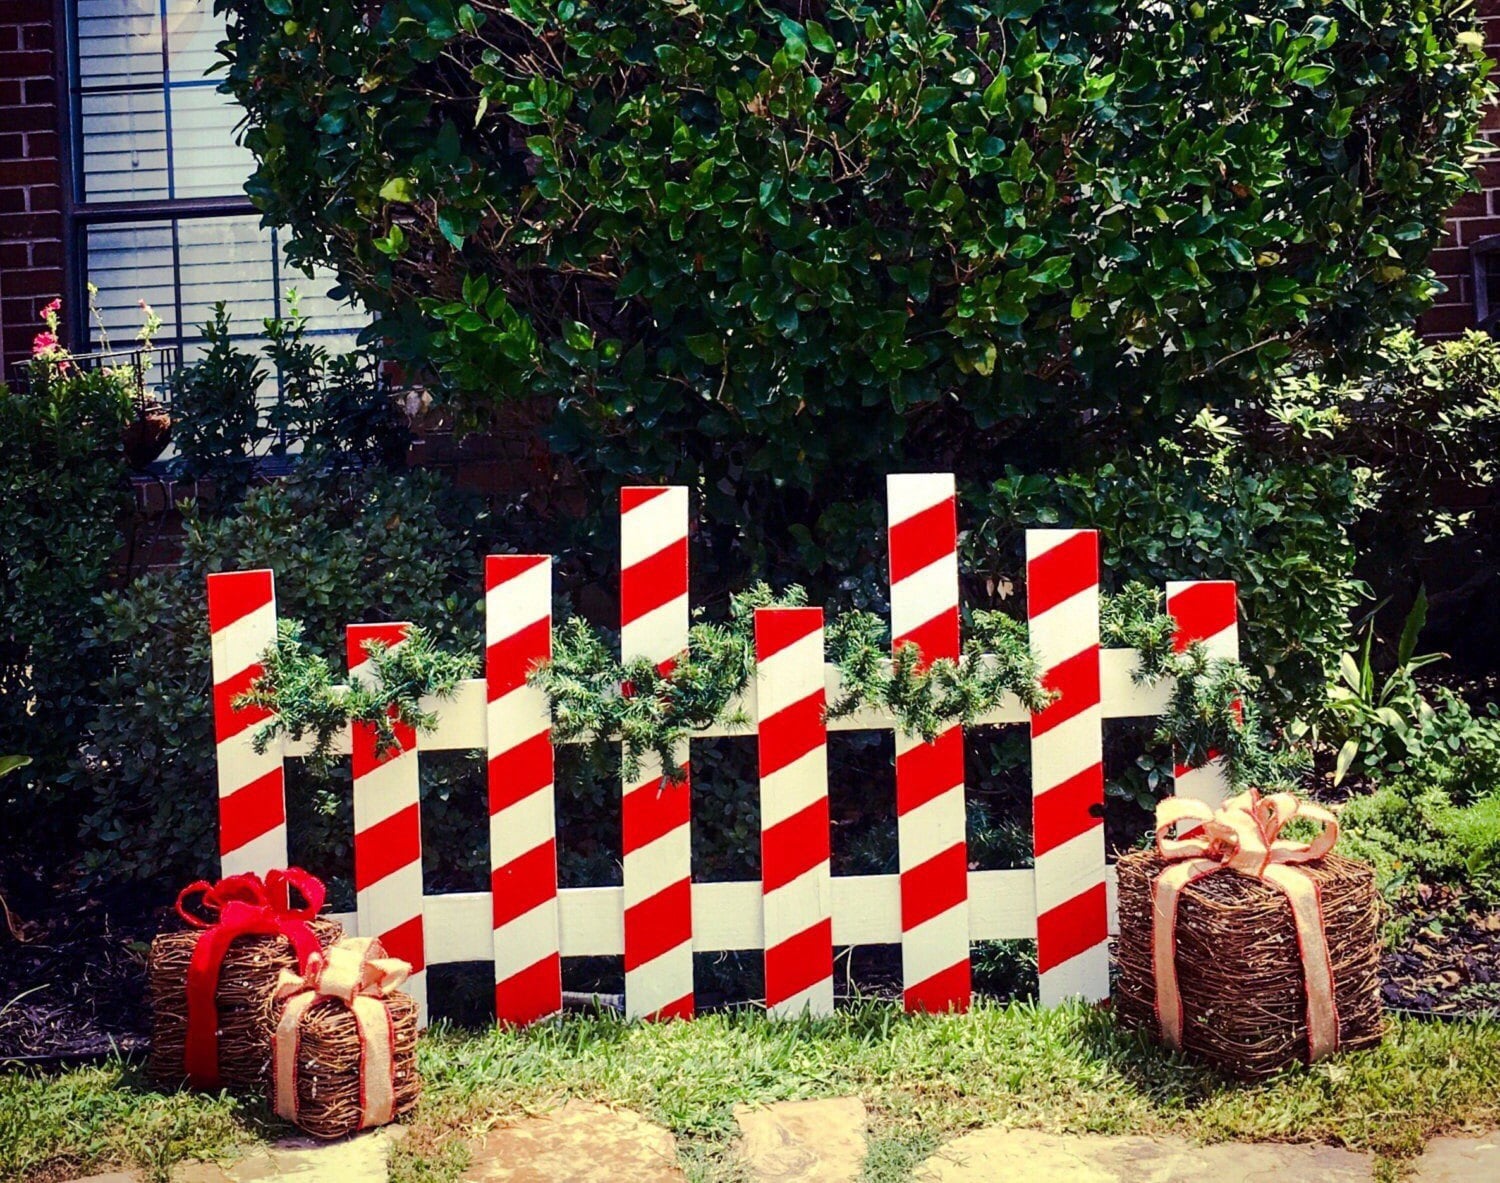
<box><xmin>379</xmin><ymin>177</ymin><xmax>416</xmax><ymax>203</ymax></box>
<box><xmin>982</xmin><ymin>71</ymin><xmax>1007</xmax><ymax>113</ymax></box>
<box><xmin>806</xmin><ymin>20</ymin><xmax>835</xmax><ymax>53</ymax></box>
<box><xmin>1397</xmin><ymin>585</ymin><xmax>1427</xmax><ymax>669</ymax></box>
<box><xmin>0</xmin><ymin>755</ymin><xmax>31</xmax><ymax>780</ymax></box>
<box><xmin>685</xmin><ymin>333</ymin><xmax>725</xmax><ymax>364</ymax></box>
<box><xmin>1333</xmin><ymin>738</ymin><xmax>1359</xmax><ymax>786</ymax></box>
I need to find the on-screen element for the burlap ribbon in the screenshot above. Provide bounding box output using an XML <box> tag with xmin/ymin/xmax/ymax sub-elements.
<box><xmin>174</xmin><ymin>867</ymin><xmax>326</xmax><ymax>1088</ymax></box>
<box><xmin>1151</xmin><ymin>789</ymin><xmax>1342</xmax><ymax>1061</ymax></box>
<box><xmin>271</xmin><ymin>937</ymin><xmax>410</xmax><ymax>1132</ymax></box>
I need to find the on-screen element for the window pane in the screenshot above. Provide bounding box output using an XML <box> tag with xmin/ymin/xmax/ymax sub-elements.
<box><xmin>77</xmin><ymin>0</ymin><xmax>161</xmax><ymax>90</ymax></box>
<box><xmin>85</xmin><ymin>221</ymin><xmax>180</xmax><ymax>347</ymax></box>
<box><xmin>80</xmin><ymin>90</ymin><xmax>170</xmax><ymax>202</ymax></box>
<box><xmin>168</xmin><ymin>87</ymin><xmax>255</xmax><ymax>199</ymax></box>
<box><xmin>178</xmin><ymin>215</ymin><xmax>279</xmax><ymax>332</ymax></box>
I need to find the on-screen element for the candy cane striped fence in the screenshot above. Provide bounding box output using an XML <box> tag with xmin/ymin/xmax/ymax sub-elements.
<box><xmin>207</xmin><ymin>475</ymin><xmax>1238</xmax><ymax>1025</ymax></box>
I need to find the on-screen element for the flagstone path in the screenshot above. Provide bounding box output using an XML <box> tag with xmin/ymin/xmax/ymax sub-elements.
<box><xmin>62</xmin><ymin>1106</ymin><xmax>1500</xmax><ymax>1183</ymax></box>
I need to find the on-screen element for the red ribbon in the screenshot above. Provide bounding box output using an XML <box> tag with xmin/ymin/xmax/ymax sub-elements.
<box><xmin>175</xmin><ymin>867</ymin><xmax>327</xmax><ymax>1088</ymax></box>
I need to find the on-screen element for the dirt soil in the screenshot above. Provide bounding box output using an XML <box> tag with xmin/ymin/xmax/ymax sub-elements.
<box><xmin>1381</xmin><ymin>888</ymin><xmax>1500</xmax><ymax>1019</ymax></box>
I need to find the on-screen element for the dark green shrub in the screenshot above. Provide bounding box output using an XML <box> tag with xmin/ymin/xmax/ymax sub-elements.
<box><xmin>0</xmin><ymin>336</ymin><xmax>135</xmax><ymax>845</ymax></box>
<box><xmin>79</xmin><ymin>469</ymin><xmax>504</xmax><ymax>898</ymax></box>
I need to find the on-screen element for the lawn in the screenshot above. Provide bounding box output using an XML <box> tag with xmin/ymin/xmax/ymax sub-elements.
<box><xmin>4</xmin><ymin>1002</ymin><xmax>1499</xmax><ymax>1183</ymax></box>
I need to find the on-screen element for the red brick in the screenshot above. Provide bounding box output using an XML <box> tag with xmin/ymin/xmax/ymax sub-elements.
<box><xmin>25</xmin><ymin>183</ymin><xmax>59</xmax><ymax>212</ymax></box>
<box><xmin>1418</xmin><ymin>303</ymin><xmax>1476</xmax><ymax>336</ymax></box>
<box><xmin>0</xmin><ymin>211</ymin><xmax>61</xmax><ymax>239</ymax></box>
<box><xmin>0</xmin><ymin>242</ymin><xmax>26</xmax><ymax>270</ymax></box>
<box><xmin>19</xmin><ymin>23</ymin><xmax>53</xmax><ymax>52</ymax></box>
<box><xmin>1447</xmin><ymin>190</ymin><xmax>1488</xmax><ymax>219</ymax></box>
<box><xmin>29</xmin><ymin>238</ymin><xmax>59</xmax><ymax>267</ymax></box>
<box><xmin>0</xmin><ymin>132</ymin><xmax>21</xmax><ymax>158</ymax></box>
<box><xmin>0</xmin><ymin>188</ymin><xmax>25</xmax><ymax>214</ymax></box>
<box><xmin>23</xmin><ymin>129</ymin><xmax>58</xmax><ymax>159</ymax></box>
<box><xmin>0</xmin><ymin>104</ymin><xmax>57</xmax><ymax>132</ymax></box>
<box><xmin>1430</xmin><ymin>246</ymin><xmax>1470</xmax><ymax>275</ymax></box>
<box><xmin>22</xmin><ymin>76</ymin><xmax>54</xmax><ymax>106</ymax></box>
<box><xmin>2</xmin><ymin>268</ymin><xmax>65</xmax><ymax>297</ymax></box>
<box><xmin>0</xmin><ymin>80</ymin><xmax>21</xmax><ymax>107</ymax></box>
<box><xmin>0</xmin><ymin>157</ymin><xmax>59</xmax><ymax>186</ymax></box>
<box><xmin>0</xmin><ymin>50</ymin><xmax>54</xmax><ymax>78</ymax></box>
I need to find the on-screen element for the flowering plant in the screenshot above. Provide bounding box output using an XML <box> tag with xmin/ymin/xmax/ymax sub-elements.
<box><xmin>24</xmin><ymin>286</ymin><xmax>164</xmax><ymax>415</ymax></box>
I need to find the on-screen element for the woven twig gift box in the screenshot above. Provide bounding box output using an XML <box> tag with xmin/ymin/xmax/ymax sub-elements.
<box><xmin>149</xmin><ymin>869</ymin><xmax>341</xmax><ymax>1090</ymax></box>
<box><xmin>1114</xmin><ymin>790</ymin><xmax>1383</xmax><ymax>1079</ymax></box>
<box><xmin>268</xmin><ymin>936</ymin><xmax>421</xmax><ymax>1139</ymax></box>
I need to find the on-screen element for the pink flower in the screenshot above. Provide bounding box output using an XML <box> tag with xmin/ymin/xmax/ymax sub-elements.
<box><xmin>40</xmin><ymin>298</ymin><xmax>61</xmax><ymax>321</ymax></box>
<box><xmin>31</xmin><ymin>330</ymin><xmax>59</xmax><ymax>355</ymax></box>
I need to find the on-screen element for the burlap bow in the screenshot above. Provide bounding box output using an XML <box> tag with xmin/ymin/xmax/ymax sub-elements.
<box><xmin>1151</xmin><ymin>789</ymin><xmax>1342</xmax><ymax>1061</ymax></box>
<box><xmin>271</xmin><ymin>937</ymin><xmax>410</xmax><ymax>1133</ymax></box>
<box><xmin>174</xmin><ymin>868</ymin><xmax>326</xmax><ymax>1088</ymax></box>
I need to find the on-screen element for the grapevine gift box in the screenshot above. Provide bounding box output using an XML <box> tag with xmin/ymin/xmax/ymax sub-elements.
<box><xmin>268</xmin><ymin>936</ymin><xmax>420</xmax><ymax>1139</ymax></box>
<box><xmin>1114</xmin><ymin>789</ymin><xmax>1383</xmax><ymax>1079</ymax></box>
<box><xmin>149</xmin><ymin>868</ymin><xmax>342</xmax><ymax>1090</ymax></box>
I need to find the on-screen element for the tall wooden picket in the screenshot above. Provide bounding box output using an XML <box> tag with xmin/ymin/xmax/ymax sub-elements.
<box><xmin>755</xmin><ymin>606</ymin><xmax>834</xmax><ymax>1018</ymax></box>
<box><xmin>886</xmin><ymin>474</ymin><xmax>972</xmax><ymax>1013</ymax></box>
<box><xmin>1166</xmin><ymin>581</ymin><xmax>1241</xmax><ymax>808</ymax></box>
<box><xmin>487</xmin><ymin>555</ymin><xmax>563</xmax><ymax>1026</ymax></box>
<box><xmin>1026</xmin><ymin>530</ymin><xmax>1109</xmax><ymax>1006</ymax></box>
<box><xmin>619</xmin><ymin>487</ymin><xmax>695</xmax><ymax>1020</ymax></box>
<box><xmin>207</xmin><ymin>569</ymin><xmax>286</xmax><ymax>878</ymax></box>
<box><xmin>348</xmin><ymin>622</ymin><xmax>428</xmax><ymax>1026</ymax></box>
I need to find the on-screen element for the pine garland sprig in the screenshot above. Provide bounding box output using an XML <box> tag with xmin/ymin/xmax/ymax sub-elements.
<box><xmin>236</xmin><ymin>619</ymin><xmax>477</xmax><ymax>772</ymax></box>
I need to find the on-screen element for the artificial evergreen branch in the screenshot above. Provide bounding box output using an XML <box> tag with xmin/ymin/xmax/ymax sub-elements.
<box><xmin>237</xmin><ymin>619</ymin><xmax>477</xmax><ymax>772</ymax></box>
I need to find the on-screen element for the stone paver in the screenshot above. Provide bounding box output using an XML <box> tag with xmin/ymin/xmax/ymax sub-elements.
<box><xmin>1412</xmin><ymin>1131</ymin><xmax>1500</xmax><ymax>1182</ymax></box>
<box><xmin>462</xmin><ymin>1099</ymin><xmax>684</xmax><ymax>1182</ymax></box>
<box><xmin>914</xmin><ymin>1129</ymin><xmax>1374</xmax><ymax>1183</ymax></box>
<box><xmin>171</xmin><ymin>1129</ymin><xmax>398</xmax><ymax>1183</ymax></box>
<box><xmin>733</xmin><ymin>1097</ymin><xmax>867</xmax><ymax>1183</ymax></box>
<box><xmin>65</xmin><ymin>1174</ymin><xmax>140</xmax><ymax>1183</ymax></box>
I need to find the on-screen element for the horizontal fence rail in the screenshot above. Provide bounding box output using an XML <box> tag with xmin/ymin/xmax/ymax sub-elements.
<box><xmin>207</xmin><ymin>474</ymin><xmax>1239</xmax><ymax>1026</ymax></box>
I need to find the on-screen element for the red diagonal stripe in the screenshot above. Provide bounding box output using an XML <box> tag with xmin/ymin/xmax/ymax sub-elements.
<box><xmin>489</xmin><ymin>731</ymin><xmax>554</xmax><ymax>814</ymax></box>
<box><xmin>487</xmin><ymin>616</ymin><xmax>552</xmax><ymax>699</ymax></box>
<box><xmin>758</xmin><ymin>691</ymin><xmax>825</xmax><ymax>779</ymax></box>
<box><xmin>491</xmin><ymin>838</ymin><xmax>558</xmax><ymax>927</ymax></box>
<box><xmin>1033</xmin><ymin>763</ymin><xmax>1104</xmax><ymax>855</ymax></box>
<box><xmin>903</xmin><ymin>959</ymin><xmax>971</xmax><ymax>1014</ymax></box>
<box><xmin>1030</xmin><ymin>645</ymin><xmax>1100</xmax><ymax>737</ymax></box>
<box><xmin>379</xmin><ymin>912</ymin><xmax>426</xmax><ymax>974</ymax></box>
<box><xmin>647</xmin><ymin>991</ymin><xmax>694</xmax><ymax>1021</ymax></box>
<box><xmin>889</xmin><ymin>497</ymin><xmax>956</xmax><ymax>587</ymax></box>
<box><xmin>354</xmin><ymin>802</ymin><xmax>422</xmax><ymax>892</ymax></box>
<box><xmin>207</xmin><ymin>570</ymin><xmax>273</xmax><ymax>633</ymax></box>
<box><xmin>894</xmin><ymin>726</ymin><xmax>964</xmax><ymax>815</ymax></box>
<box><xmin>762</xmin><ymin>798</ymin><xmax>830</xmax><ymax>892</ymax></box>
<box><xmin>219</xmin><ymin>768</ymin><xmax>285</xmax><ymax>856</ymax></box>
<box><xmin>347</xmin><ymin>622</ymin><xmax>411</xmax><ymax>669</ymax></box>
<box><xmin>486</xmin><ymin>553</ymin><xmax>548</xmax><ymax>590</ymax></box>
<box><xmin>900</xmin><ymin>842</ymin><xmax>969</xmax><ymax>930</ymax></box>
<box><xmin>621</xmin><ymin>538</ymin><xmax>689</xmax><ymax>627</ymax></box>
<box><xmin>621</xmin><ymin>486</ymin><xmax>670</xmax><ymax>512</ymax></box>
<box><xmin>622</xmin><ymin>771</ymin><xmax>692</xmax><ymax>855</ymax></box>
<box><xmin>495</xmin><ymin>952</ymin><xmax>562</xmax><ymax>1027</ymax></box>
<box><xmin>1036</xmin><ymin>881</ymin><xmax>1108</xmax><ymax>973</ymax></box>
<box><xmin>1168</xmin><ymin>581</ymin><xmax>1237</xmax><ymax>653</ymax></box>
<box><xmin>1027</xmin><ymin>532</ymin><xmax>1097</xmax><ymax>619</ymax></box>
<box><xmin>623</xmin><ymin>878</ymin><xmax>692</xmax><ymax>971</ymax></box>
<box><xmin>765</xmin><ymin>917</ymin><xmax>833</xmax><ymax>1008</ymax></box>
<box><xmin>893</xmin><ymin>607</ymin><xmax>959</xmax><ymax>669</ymax></box>
<box><xmin>755</xmin><ymin>606</ymin><xmax>822</xmax><ymax>662</ymax></box>
<box><xmin>351</xmin><ymin>716</ymin><xmax>417</xmax><ymax>778</ymax></box>
<box><xmin>213</xmin><ymin>664</ymin><xmax>272</xmax><ymax>743</ymax></box>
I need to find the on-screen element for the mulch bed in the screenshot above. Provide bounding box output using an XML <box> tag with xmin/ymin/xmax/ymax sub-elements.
<box><xmin>1380</xmin><ymin>886</ymin><xmax>1500</xmax><ymax>1019</ymax></box>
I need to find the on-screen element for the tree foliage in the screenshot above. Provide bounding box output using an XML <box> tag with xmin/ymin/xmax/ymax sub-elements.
<box><xmin>217</xmin><ymin>0</ymin><xmax>1492</xmax><ymax>479</ymax></box>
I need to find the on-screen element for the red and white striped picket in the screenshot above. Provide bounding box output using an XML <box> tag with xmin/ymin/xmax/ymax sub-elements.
<box><xmin>208</xmin><ymin>477</ymin><xmax>1249</xmax><ymax>1026</ymax></box>
<box><xmin>348</xmin><ymin>622</ymin><xmax>428</xmax><ymax>1026</ymax></box>
<box><xmin>486</xmin><ymin>555</ymin><xmax>563</xmax><ymax>1026</ymax></box>
<box><xmin>1166</xmin><ymin>581</ymin><xmax>1241</xmax><ymax>808</ymax></box>
<box><xmin>207</xmin><ymin>569</ymin><xmax>287</xmax><ymax>878</ymax></box>
<box><xmin>755</xmin><ymin>607</ymin><xmax>834</xmax><ymax>1018</ymax></box>
<box><xmin>887</xmin><ymin>474</ymin><xmax>971</xmax><ymax>1013</ymax></box>
<box><xmin>619</xmin><ymin>486</ymin><xmax>695</xmax><ymax>1021</ymax></box>
<box><xmin>1026</xmin><ymin>530</ymin><xmax>1109</xmax><ymax>1006</ymax></box>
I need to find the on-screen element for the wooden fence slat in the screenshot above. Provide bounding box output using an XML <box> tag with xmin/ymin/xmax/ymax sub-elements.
<box><xmin>1026</xmin><ymin>530</ymin><xmax>1109</xmax><ymax>1006</ymax></box>
<box><xmin>755</xmin><ymin>606</ymin><xmax>834</xmax><ymax>1018</ymax></box>
<box><xmin>487</xmin><ymin>554</ymin><xmax>563</xmax><ymax>1026</ymax></box>
<box><xmin>208</xmin><ymin>569</ymin><xmax>287</xmax><ymax>877</ymax></box>
<box><xmin>1166</xmin><ymin>581</ymin><xmax>1240</xmax><ymax>808</ymax></box>
<box><xmin>620</xmin><ymin>486</ymin><xmax>695</xmax><ymax>1020</ymax></box>
<box><xmin>348</xmin><ymin>622</ymin><xmax>428</xmax><ymax>1026</ymax></box>
<box><xmin>887</xmin><ymin>474</ymin><xmax>972</xmax><ymax>1014</ymax></box>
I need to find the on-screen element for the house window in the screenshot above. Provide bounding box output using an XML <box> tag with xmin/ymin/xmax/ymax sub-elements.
<box><xmin>65</xmin><ymin>0</ymin><xmax>365</xmax><ymax>364</ymax></box>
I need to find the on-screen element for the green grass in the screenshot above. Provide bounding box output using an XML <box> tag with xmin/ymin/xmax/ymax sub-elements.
<box><xmin>5</xmin><ymin>1004</ymin><xmax>1500</xmax><ymax>1183</ymax></box>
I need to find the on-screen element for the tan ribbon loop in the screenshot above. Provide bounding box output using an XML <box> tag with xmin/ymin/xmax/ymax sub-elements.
<box><xmin>272</xmin><ymin>937</ymin><xmax>411</xmax><ymax>1132</ymax></box>
<box><xmin>1150</xmin><ymin>789</ymin><xmax>1342</xmax><ymax>1062</ymax></box>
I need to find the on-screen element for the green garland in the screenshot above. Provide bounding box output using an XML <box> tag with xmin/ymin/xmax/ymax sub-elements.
<box><xmin>237</xmin><ymin>581</ymin><xmax>1305</xmax><ymax>793</ymax></box>
<box><xmin>236</xmin><ymin>619</ymin><xmax>477</xmax><ymax>771</ymax></box>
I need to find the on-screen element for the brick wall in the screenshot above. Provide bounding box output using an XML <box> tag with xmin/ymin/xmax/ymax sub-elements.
<box><xmin>0</xmin><ymin>0</ymin><xmax>65</xmax><ymax>376</ymax></box>
<box><xmin>1417</xmin><ymin>0</ymin><xmax>1500</xmax><ymax>338</ymax></box>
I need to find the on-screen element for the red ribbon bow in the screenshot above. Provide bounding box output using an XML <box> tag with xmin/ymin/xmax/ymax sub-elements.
<box><xmin>175</xmin><ymin>867</ymin><xmax>327</xmax><ymax>1089</ymax></box>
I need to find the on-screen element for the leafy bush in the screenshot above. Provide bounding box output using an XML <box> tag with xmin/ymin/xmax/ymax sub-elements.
<box><xmin>79</xmin><ymin>468</ymin><xmax>505</xmax><ymax>898</ymax></box>
<box><xmin>0</xmin><ymin>304</ymin><xmax>145</xmax><ymax>845</ymax></box>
